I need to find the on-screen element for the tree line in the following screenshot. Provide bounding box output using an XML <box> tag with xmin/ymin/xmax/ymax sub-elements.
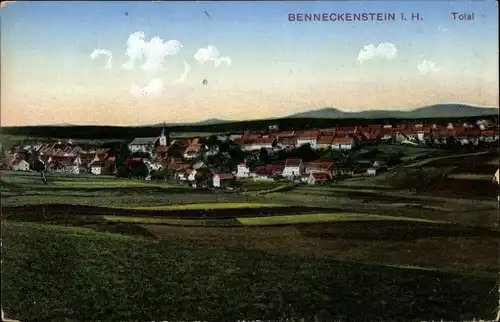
<box><xmin>1</xmin><ymin>115</ymin><xmax>497</xmax><ymax>140</ymax></box>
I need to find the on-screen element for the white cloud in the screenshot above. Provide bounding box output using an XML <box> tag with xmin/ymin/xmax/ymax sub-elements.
<box><xmin>174</xmin><ymin>61</ymin><xmax>192</xmax><ymax>83</ymax></box>
<box><xmin>90</xmin><ymin>49</ymin><xmax>113</xmax><ymax>69</ymax></box>
<box><xmin>121</xmin><ymin>31</ymin><xmax>182</xmax><ymax>72</ymax></box>
<box><xmin>130</xmin><ymin>78</ymin><xmax>164</xmax><ymax>98</ymax></box>
<box><xmin>194</xmin><ymin>45</ymin><xmax>232</xmax><ymax>67</ymax></box>
<box><xmin>357</xmin><ymin>42</ymin><xmax>398</xmax><ymax>64</ymax></box>
<box><xmin>417</xmin><ymin>60</ymin><xmax>441</xmax><ymax>74</ymax></box>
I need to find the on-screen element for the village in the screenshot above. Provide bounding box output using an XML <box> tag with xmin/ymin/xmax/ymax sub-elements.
<box><xmin>1</xmin><ymin>119</ymin><xmax>498</xmax><ymax>189</ymax></box>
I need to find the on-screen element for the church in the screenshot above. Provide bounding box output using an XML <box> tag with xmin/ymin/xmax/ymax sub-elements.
<box><xmin>128</xmin><ymin>123</ymin><xmax>171</xmax><ymax>155</ymax></box>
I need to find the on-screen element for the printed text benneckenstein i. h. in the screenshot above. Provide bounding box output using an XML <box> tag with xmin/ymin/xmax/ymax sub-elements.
<box><xmin>288</xmin><ymin>12</ymin><xmax>424</xmax><ymax>22</ymax></box>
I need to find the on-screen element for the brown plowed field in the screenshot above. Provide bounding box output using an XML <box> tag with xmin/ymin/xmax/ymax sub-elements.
<box><xmin>1</xmin><ymin>204</ymin><xmax>338</xmax><ymax>220</ymax></box>
<box><xmin>297</xmin><ymin>220</ymin><xmax>498</xmax><ymax>241</ymax></box>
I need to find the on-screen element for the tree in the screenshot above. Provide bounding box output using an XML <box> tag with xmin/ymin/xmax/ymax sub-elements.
<box><xmin>116</xmin><ymin>166</ymin><xmax>129</xmax><ymax>178</ymax></box>
<box><xmin>129</xmin><ymin>161</ymin><xmax>149</xmax><ymax>178</ymax></box>
<box><xmin>145</xmin><ymin>142</ymin><xmax>155</xmax><ymax>155</ymax></box>
<box><xmin>259</xmin><ymin>148</ymin><xmax>269</xmax><ymax>163</ymax></box>
<box><xmin>112</xmin><ymin>142</ymin><xmax>131</xmax><ymax>167</ymax></box>
<box><xmin>131</xmin><ymin>151</ymin><xmax>150</xmax><ymax>158</ymax></box>
<box><xmin>150</xmin><ymin>168</ymin><xmax>172</xmax><ymax>180</ymax></box>
<box><xmin>203</xmin><ymin>135</ymin><xmax>221</xmax><ymax>148</ymax></box>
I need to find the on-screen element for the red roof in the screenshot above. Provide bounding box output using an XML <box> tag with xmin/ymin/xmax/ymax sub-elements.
<box><xmin>352</xmin><ymin>134</ymin><xmax>365</xmax><ymax>141</ymax></box>
<box><xmin>332</xmin><ymin>137</ymin><xmax>354</xmax><ymax>144</ymax></box>
<box><xmin>253</xmin><ymin>137</ymin><xmax>277</xmax><ymax>144</ymax></box>
<box><xmin>254</xmin><ymin>166</ymin><xmax>273</xmax><ymax>175</ymax></box>
<box><xmin>285</xmin><ymin>158</ymin><xmax>302</xmax><ymax>167</ymax></box>
<box><xmin>379</xmin><ymin>128</ymin><xmax>395</xmax><ymax>135</ymax></box>
<box><xmin>271</xmin><ymin>131</ymin><xmax>295</xmax><ymax>138</ymax></box>
<box><xmin>311</xmin><ymin>172</ymin><xmax>330</xmax><ymax>180</ymax></box>
<box><xmin>439</xmin><ymin>129</ymin><xmax>455</xmax><ymax>136</ymax></box>
<box><xmin>297</xmin><ymin>131</ymin><xmax>319</xmax><ymax>140</ymax></box>
<box><xmin>279</xmin><ymin>137</ymin><xmax>297</xmax><ymax>145</ymax></box>
<box><xmin>465</xmin><ymin>129</ymin><xmax>481</xmax><ymax>137</ymax></box>
<box><xmin>481</xmin><ymin>130</ymin><xmax>497</xmax><ymax>136</ymax></box>
<box><xmin>125</xmin><ymin>158</ymin><xmax>144</xmax><ymax>166</ymax></box>
<box><xmin>215</xmin><ymin>173</ymin><xmax>233</xmax><ymax>180</ymax></box>
<box><xmin>335</xmin><ymin>126</ymin><xmax>358</xmax><ymax>133</ymax></box>
<box><xmin>361</xmin><ymin>132</ymin><xmax>378</xmax><ymax>140</ymax></box>
<box><xmin>305</xmin><ymin>161</ymin><xmax>335</xmax><ymax>171</ymax></box>
<box><xmin>253</xmin><ymin>163</ymin><xmax>284</xmax><ymax>175</ymax></box>
<box><xmin>317</xmin><ymin>136</ymin><xmax>334</xmax><ymax>144</ymax></box>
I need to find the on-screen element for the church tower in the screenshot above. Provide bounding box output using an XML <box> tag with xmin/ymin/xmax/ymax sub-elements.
<box><xmin>159</xmin><ymin>122</ymin><xmax>170</xmax><ymax>146</ymax></box>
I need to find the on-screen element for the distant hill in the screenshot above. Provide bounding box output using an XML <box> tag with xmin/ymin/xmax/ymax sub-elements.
<box><xmin>38</xmin><ymin>123</ymin><xmax>76</xmax><ymax>127</ymax></box>
<box><xmin>287</xmin><ymin>104</ymin><xmax>498</xmax><ymax>119</ymax></box>
<box><xmin>146</xmin><ymin>118</ymin><xmax>233</xmax><ymax>127</ymax></box>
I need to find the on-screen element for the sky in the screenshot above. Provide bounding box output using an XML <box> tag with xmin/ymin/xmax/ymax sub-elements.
<box><xmin>1</xmin><ymin>0</ymin><xmax>498</xmax><ymax>126</ymax></box>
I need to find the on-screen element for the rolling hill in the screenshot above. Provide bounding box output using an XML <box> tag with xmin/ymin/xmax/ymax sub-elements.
<box><xmin>287</xmin><ymin>104</ymin><xmax>498</xmax><ymax>119</ymax></box>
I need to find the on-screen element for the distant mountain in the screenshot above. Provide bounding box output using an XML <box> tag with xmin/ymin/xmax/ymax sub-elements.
<box><xmin>193</xmin><ymin>118</ymin><xmax>233</xmax><ymax>125</ymax></box>
<box><xmin>286</xmin><ymin>104</ymin><xmax>499</xmax><ymax>119</ymax></box>
<box><xmin>146</xmin><ymin>118</ymin><xmax>233</xmax><ymax>127</ymax></box>
<box><xmin>39</xmin><ymin>123</ymin><xmax>76</xmax><ymax>127</ymax></box>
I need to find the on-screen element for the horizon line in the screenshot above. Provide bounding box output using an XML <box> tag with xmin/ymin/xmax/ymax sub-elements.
<box><xmin>2</xmin><ymin>102</ymin><xmax>498</xmax><ymax>128</ymax></box>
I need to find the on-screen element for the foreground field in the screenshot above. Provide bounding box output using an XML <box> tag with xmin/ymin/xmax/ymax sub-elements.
<box><xmin>1</xmin><ymin>221</ymin><xmax>496</xmax><ymax>321</ymax></box>
<box><xmin>1</xmin><ymin>166</ymin><xmax>498</xmax><ymax>321</ymax></box>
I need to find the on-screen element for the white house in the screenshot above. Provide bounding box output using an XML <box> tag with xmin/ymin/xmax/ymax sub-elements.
<box><xmin>331</xmin><ymin>137</ymin><xmax>355</xmax><ymax>150</ymax></box>
<box><xmin>129</xmin><ymin>137</ymin><xmax>158</xmax><ymax>154</ymax></box>
<box><xmin>296</xmin><ymin>131</ymin><xmax>319</xmax><ymax>149</ymax></box>
<box><xmin>213</xmin><ymin>173</ymin><xmax>234</xmax><ymax>188</ymax></box>
<box><xmin>64</xmin><ymin>165</ymin><xmax>80</xmax><ymax>175</ymax></box>
<box><xmin>236</xmin><ymin>162</ymin><xmax>251</xmax><ymax>178</ymax></box>
<box><xmin>10</xmin><ymin>158</ymin><xmax>30</xmax><ymax>171</ymax></box>
<box><xmin>188</xmin><ymin>169</ymin><xmax>198</xmax><ymax>182</ymax></box>
<box><xmin>282</xmin><ymin>158</ymin><xmax>304</xmax><ymax>178</ymax></box>
<box><xmin>242</xmin><ymin>138</ymin><xmax>277</xmax><ymax>151</ymax></box>
<box><xmin>253</xmin><ymin>174</ymin><xmax>275</xmax><ymax>181</ymax></box>
<box><xmin>307</xmin><ymin>172</ymin><xmax>330</xmax><ymax>185</ymax></box>
<box><xmin>145</xmin><ymin>160</ymin><xmax>163</xmax><ymax>171</ymax></box>
<box><xmin>91</xmin><ymin>165</ymin><xmax>103</xmax><ymax>175</ymax></box>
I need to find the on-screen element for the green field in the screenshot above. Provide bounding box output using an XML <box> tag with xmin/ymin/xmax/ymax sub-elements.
<box><xmin>1</xmin><ymin>169</ymin><xmax>499</xmax><ymax>321</ymax></box>
<box><xmin>2</xmin><ymin>220</ymin><xmax>497</xmax><ymax>321</ymax></box>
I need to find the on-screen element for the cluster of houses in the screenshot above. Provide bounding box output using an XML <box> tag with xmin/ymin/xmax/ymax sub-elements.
<box><xmin>1</xmin><ymin>140</ymin><xmax>116</xmax><ymax>175</ymax></box>
<box><xmin>1</xmin><ymin>119</ymin><xmax>497</xmax><ymax>187</ymax></box>
<box><xmin>228</xmin><ymin>120</ymin><xmax>499</xmax><ymax>152</ymax></box>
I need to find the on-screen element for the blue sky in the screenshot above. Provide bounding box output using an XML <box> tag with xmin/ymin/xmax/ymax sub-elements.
<box><xmin>1</xmin><ymin>0</ymin><xmax>498</xmax><ymax>125</ymax></box>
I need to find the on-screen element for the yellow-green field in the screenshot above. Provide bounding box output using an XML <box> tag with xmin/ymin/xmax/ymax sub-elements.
<box><xmin>236</xmin><ymin>213</ymin><xmax>446</xmax><ymax>226</ymax></box>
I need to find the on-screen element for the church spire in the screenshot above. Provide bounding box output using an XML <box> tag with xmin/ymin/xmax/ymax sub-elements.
<box><xmin>159</xmin><ymin>121</ymin><xmax>170</xmax><ymax>147</ymax></box>
<box><xmin>161</xmin><ymin>121</ymin><xmax>167</xmax><ymax>135</ymax></box>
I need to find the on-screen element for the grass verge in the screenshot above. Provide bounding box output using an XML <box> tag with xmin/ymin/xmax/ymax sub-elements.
<box><xmin>237</xmin><ymin>213</ymin><xmax>445</xmax><ymax>226</ymax></box>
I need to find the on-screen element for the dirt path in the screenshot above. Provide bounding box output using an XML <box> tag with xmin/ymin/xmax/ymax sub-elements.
<box><xmin>402</xmin><ymin>151</ymin><xmax>491</xmax><ymax>168</ymax></box>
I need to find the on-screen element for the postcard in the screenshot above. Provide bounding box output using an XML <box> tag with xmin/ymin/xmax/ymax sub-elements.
<box><xmin>1</xmin><ymin>1</ymin><xmax>498</xmax><ymax>321</ymax></box>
